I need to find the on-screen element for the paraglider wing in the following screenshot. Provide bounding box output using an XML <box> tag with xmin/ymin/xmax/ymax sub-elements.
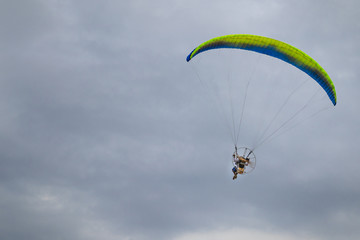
<box><xmin>186</xmin><ymin>34</ymin><xmax>337</xmax><ymax>106</ymax></box>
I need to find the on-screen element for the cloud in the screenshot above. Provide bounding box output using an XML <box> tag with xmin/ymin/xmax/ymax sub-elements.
<box><xmin>0</xmin><ymin>0</ymin><xmax>359</xmax><ymax>240</ymax></box>
<box><xmin>174</xmin><ymin>227</ymin><xmax>320</xmax><ymax>240</ymax></box>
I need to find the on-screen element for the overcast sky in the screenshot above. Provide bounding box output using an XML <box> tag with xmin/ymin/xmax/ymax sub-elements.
<box><xmin>0</xmin><ymin>0</ymin><xmax>359</xmax><ymax>240</ymax></box>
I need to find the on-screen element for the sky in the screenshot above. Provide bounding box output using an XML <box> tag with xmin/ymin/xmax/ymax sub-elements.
<box><xmin>0</xmin><ymin>0</ymin><xmax>359</xmax><ymax>239</ymax></box>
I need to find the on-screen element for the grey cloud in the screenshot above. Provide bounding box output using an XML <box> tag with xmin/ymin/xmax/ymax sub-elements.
<box><xmin>0</xmin><ymin>0</ymin><xmax>359</xmax><ymax>240</ymax></box>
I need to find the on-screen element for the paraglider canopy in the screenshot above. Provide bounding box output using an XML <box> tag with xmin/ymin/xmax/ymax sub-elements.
<box><xmin>186</xmin><ymin>34</ymin><xmax>337</xmax><ymax>106</ymax></box>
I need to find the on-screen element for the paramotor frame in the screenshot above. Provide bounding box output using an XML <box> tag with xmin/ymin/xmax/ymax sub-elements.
<box><xmin>232</xmin><ymin>147</ymin><xmax>256</xmax><ymax>174</ymax></box>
